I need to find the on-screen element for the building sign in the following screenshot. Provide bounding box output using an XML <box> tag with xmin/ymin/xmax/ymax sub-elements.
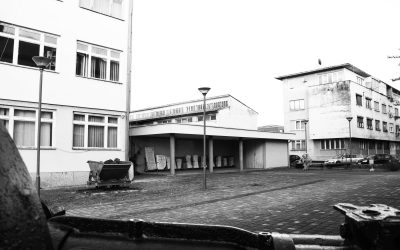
<box><xmin>134</xmin><ymin>100</ymin><xmax>229</xmax><ymax>121</ymax></box>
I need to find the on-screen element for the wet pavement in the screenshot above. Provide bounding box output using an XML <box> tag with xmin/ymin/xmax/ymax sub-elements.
<box><xmin>65</xmin><ymin>168</ymin><xmax>400</xmax><ymax>235</ymax></box>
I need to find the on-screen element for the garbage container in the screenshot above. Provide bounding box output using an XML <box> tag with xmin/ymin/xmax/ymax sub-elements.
<box><xmin>87</xmin><ymin>160</ymin><xmax>132</xmax><ymax>188</ymax></box>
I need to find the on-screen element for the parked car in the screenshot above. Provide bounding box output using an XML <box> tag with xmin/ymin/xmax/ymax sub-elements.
<box><xmin>324</xmin><ymin>154</ymin><xmax>364</xmax><ymax>164</ymax></box>
<box><xmin>360</xmin><ymin>154</ymin><xmax>399</xmax><ymax>164</ymax></box>
<box><xmin>289</xmin><ymin>155</ymin><xmax>302</xmax><ymax>168</ymax></box>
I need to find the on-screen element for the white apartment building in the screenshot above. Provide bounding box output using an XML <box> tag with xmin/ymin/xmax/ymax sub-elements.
<box><xmin>129</xmin><ymin>95</ymin><xmax>292</xmax><ymax>174</ymax></box>
<box><xmin>0</xmin><ymin>0</ymin><xmax>129</xmax><ymax>187</ymax></box>
<box><xmin>277</xmin><ymin>63</ymin><xmax>400</xmax><ymax>161</ymax></box>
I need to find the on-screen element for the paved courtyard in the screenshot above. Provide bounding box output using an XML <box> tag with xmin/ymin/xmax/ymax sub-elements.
<box><xmin>49</xmin><ymin>168</ymin><xmax>400</xmax><ymax>235</ymax></box>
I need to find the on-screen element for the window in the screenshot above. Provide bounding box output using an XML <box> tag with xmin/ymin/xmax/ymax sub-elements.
<box><xmin>76</xmin><ymin>42</ymin><xmax>121</xmax><ymax>82</ymax></box>
<box><xmin>291</xmin><ymin>140</ymin><xmax>305</xmax><ymax>151</ymax></box>
<box><xmin>357</xmin><ymin>116</ymin><xmax>364</xmax><ymax>128</ymax></box>
<box><xmin>395</xmin><ymin>108</ymin><xmax>399</xmax><ymax>117</ymax></box>
<box><xmin>356</xmin><ymin>76</ymin><xmax>364</xmax><ymax>84</ymax></box>
<box><xmin>356</xmin><ymin>94</ymin><xmax>362</xmax><ymax>106</ymax></box>
<box><xmin>73</xmin><ymin>113</ymin><xmax>119</xmax><ymax>149</ymax></box>
<box><xmin>79</xmin><ymin>0</ymin><xmax>123</xmax><ymax>19</ymax></box>
<box><xmin>389</xmin><ymin>105</ymin><xmax>393</xmax><ymax>118</ymax></box>
<box><xmin>0</xmin><ymin>107</ymin><xmax>53</xmax><ymax>147</ymax></box>
<box><xmin>382</xmin><ymin>104</ymin><xmax>387</xmax><ymax>114</ymax></box>
<box><xmin>0</xmin><ymin>23</ymin><xmax>14</xmax><ymax>63</ymax></box>
<box><xmin>0</xmin><ymin>22</ymin><xmax>57</xmax><ymax>70</ymax></box>
<box><xmin>369</xmin><ymin>141</ymin><xmax>375</xmax><ymax>150</ymax></box>
<box><xmin>289</xmin><ymin>99</ymin><xmax>305</xmax><ymax>111</ymax></box>
<box><xmin>377</xmin><ymin>142</ymin><xmax>382</xmax><ymax>150</ymax></box>
<box><xmin>384</xmin><ymin>142</ymin><xmax>390</xmax><ymax>151</ymax></box>
<box><xmin>367</xmin><ymin>118</ymin><xmax>373</xmax><ymax>130</ymax></box>
<box><xmin>374</xmin><ymin>101</ymin><xmax>379</xmax><ymax>112</ymax></box>
<box><xmin>320</xmin><ymin>139</ymin><xmax>345</xmax><ymax>150</ymax></box>
<box><xmin>383</xmin><ymin>121</ymin><xmax>388</xmax><ymax>132</ymax></box>
<box><xmin>365</xmin><ymin>98</ymin><xmax>371</xmax><ymax>109</ymax></box>
<box><xmin>389</xmin><ymin>123</ymin><xmax>394</xmax><ymax>133</ymax></box>
<box><xmin>290</xmin><ymin>120</ymin><xmax>307</xmax><ymax>130</ymax></box>
<box><xmin>318</xmin><ymin>71</ymin><xmax>344</xmax><ymax>84</ymax></box>
<box><xmin>0</xmin><ymin>107</ymin><xmax>10</xmax><ymax>130</ymax></box>
<box><xmin>359</xmin><ymin>140</ymin><xmax>367</xmax><ymax>150</ymax></box>
<box><xmin>209</xmin><ymin>114</ymin><xmax>216</xmax><ymax>121</ymax></box>
<box><xmin>375</xmin><ymin>120</ymin><xmax>381</xmax><ymax>131</ymax></box>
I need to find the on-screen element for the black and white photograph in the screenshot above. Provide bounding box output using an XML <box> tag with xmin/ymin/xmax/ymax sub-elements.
<box><xmin>1</xmin><ymin>0</ymin><xmax>400</xmax><ymax>249</ymax></box>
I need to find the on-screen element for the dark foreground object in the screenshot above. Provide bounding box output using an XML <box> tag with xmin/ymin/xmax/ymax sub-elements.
<box><xmin>1</xmin><ymin>124</ymin><xmax>400</xmax><ymax>250</ymax></box>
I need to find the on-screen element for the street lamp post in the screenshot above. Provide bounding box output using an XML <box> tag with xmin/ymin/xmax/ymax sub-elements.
<box><xmin>304</xmin><ymin>119</ymin><xmax>309</xmax><ymax>154</ymax></box>
<box><xmin>32</xmin><ymin>56</ymin><xmax>52</xmax><ymax>197</ymax></box>
<box><xmin>346</xmin><ymin>116</ymin><xmax>353</xmax><ymax>165</ymax></box>
<box><xmin>198</xmin><ymin>87</ymin><xmax>210</xmax><ymax>190</ymax></box>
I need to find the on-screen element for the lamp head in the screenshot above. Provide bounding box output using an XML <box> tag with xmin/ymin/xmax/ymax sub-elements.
<box><xmin>32</xmin><ymin>56</ymin><xmax>52</xmax><ymax>69</ymax></box>
<box><xmin>303</xmin><ymin>119</ymin><xmax>309</xmax><ymax>124</ymax></box>
<box><xmin>198</xmin><ymin>87</ymin><xmax>211</xmax><ymax>96</ymax></box>
<box><xmin>346</xmin><ymin>116</ymin><xmax>353</xmax><ymax>122</ymax></box>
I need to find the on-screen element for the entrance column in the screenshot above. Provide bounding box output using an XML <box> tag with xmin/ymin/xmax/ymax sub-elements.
<box><xmin>169</xmin><ymin>134</ymin><xmax>175</xmax><ymax>176</ymax></box>
<box><xmin>209</xmin><ymin>136</ymin><xmax>214</xmax><ymax>173</ymax></box>
<box><xmin>239</xmin><ymin>138</ymin><xmax>244</xmax><ymax>171</ymax></box>
<box><xmin>263</xmin><ymin>141</ymin><xmax>267</xmax><ymax>169</ymax></box>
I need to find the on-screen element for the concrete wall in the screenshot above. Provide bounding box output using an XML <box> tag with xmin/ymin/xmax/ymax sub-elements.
<box><xmin>132</xmin><ymin>95</ymin><xmax>258</xmax><ymax>130</ymax></box>
<box><xmin>244</xmin><ymin>139</ymin><xmax>288</xmax><ymax>169</ymax></box>
<box><xmin>215</xmin><ymin>96</ymin><xmax>258</xmax><ymax>130</ymax></box>
<box><xmin>265</xmin><ymin>140</ymin><xmax>288</xmax><ymax>168</ymax></box>
<box><xmin>0</xmin><ymin>0</ymin><xmax>128</xmax><ymax>111</ymax></box>
<box><xmin>283</xmin><ymin>66</ymin><xmax>400</xmax><ymax>161</ymax></box>
<box><xmin>1</xmin><ymin>100</ymin><xmax>126</xmax><ymax>174</ymax></box>
<box><xmin>244</xmin><ymin>140</ymin><xmax>265</xmax><ymax>169</ymax></box>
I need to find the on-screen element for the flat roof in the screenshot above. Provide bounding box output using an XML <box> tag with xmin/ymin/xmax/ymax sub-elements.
<box><xmin>130</xmin><ymin>123</ymin><xmax>293</xmax><ymax>140</ymax></box>
<box><xmin>275</xmin><ymin>63</ymin><xmax>370</xmax><ymax>80</ymax></box>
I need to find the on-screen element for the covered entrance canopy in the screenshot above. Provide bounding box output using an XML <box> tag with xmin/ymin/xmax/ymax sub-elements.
<box><xmin>129</xmin><ymin>124</ymin><xmax>293</xmax><ymax>175</ymax></box>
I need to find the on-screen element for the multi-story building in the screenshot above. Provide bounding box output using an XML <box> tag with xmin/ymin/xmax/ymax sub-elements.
<box><xmin>0</xmin><ymin>0</ymin><xmax>130</xmax><ymax>187</ymax></box>
<box><xmin>129</xmin><ymin>94</ymin><xmax>292</xmax><ymax>173</ymax></box>
<box><xmin>277</xmin><ymin>63</ymin><xmax>400</xmax><ymax>161</ymax></box>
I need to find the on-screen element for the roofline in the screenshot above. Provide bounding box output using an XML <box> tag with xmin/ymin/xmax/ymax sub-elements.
<box><xmin>131</xmin><ymin>94</ymin><xmax>258</xmax><ymax>114</ymax></box>
<box><xmin>131</xmin><ymin>94</ymin><xmax>231</xmax><ymax>113</ymax></box>
<box><xmin>130</xmin><ymin>123</ymin><xmax>293</xmax><ymax>140</ymax></box>
<box><xmin>275</xmin><ymin>63</ymin><xmax>371</xmax><ymax>80</ymax></box>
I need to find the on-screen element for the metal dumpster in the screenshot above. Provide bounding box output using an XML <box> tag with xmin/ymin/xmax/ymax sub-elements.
<box><xmin>87</xmin><ymin>160</ymin><xmax>133</xmax><ymax>187</ymax></box>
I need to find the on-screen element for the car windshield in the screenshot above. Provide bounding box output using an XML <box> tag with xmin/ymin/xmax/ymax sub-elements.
<box><xmin>2</xmin><ymin>1</ymin><xmax>400</xmax><ymax>249</ymax></box>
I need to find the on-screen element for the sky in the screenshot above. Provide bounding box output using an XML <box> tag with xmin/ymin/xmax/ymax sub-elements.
<box><xmin>131</xmin><ymin>0</ymin><xmax>400</xmax><ymax>126</ymax></box>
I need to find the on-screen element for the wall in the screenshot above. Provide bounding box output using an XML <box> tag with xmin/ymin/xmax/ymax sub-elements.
<box><xmin>215</xmin><ymin>96</ymin><xmax>258</xmax><ymax>130</ymax></box>
<box><xmin>244</xmin><ymin>140</ymin><xmax>265</xmax><ymax>169</ymax></box>
<box><xmin>0</xmin><ymin>0</ymin><xmax>128</xmax><ymax>111</ymax></box>
<box><xmin>349</xmin><ymin>78</ymin><xmax>399</xmax><ymax>141</ymax></box>
<box><xmin>308</xmin><ymin>80</ymin><xmax>351</xmax><ymax>140</ymax></box>
<box><xmin>1</xmin><ymin>100</ymin><xmax>126</xmax><ymax>174</ymax></box>
<box><xmin>265</xmin><ymin>140</ymin><xmax>288</xmax><ymax>168</ymax></box>
<box><xmin>244</xmin><ymin>140</ymin><xmax>288</xmax><ymax>169</ymax></box>
<box><xmin>132</xmin><ymin>95</ymin><xmax>258</xmax><ymax>130</ymax></box>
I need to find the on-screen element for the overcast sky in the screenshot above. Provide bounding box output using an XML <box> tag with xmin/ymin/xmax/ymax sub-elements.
<box><xmin>131</xmin><ymin>0</ymin><xmax>400</xmax><ymax>126</ymax></box>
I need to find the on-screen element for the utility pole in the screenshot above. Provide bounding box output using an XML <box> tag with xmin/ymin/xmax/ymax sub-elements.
<box><xmin>125</xmin><ymin>0</ymin><xmax>133</xmax><ymax>162</ymax></box>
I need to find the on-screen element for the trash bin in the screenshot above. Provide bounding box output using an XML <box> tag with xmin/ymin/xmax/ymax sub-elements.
<box><xmin>87</xmin><ymin>160</ymin><xmax>132</xmax><ymax>187</ymax></box>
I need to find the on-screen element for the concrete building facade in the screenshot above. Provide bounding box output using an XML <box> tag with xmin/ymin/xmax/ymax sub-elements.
<box><xmin>129</xmin><ymin>95</ymin><xmax>292</xmax><ymax>174</ymax></box>
<box><xmin>277</xmin><ymin>63</ymin><xmax>400</xmax><ymax>161</ymax></box>
<box><xmin>0</xmin><ymin>0</ymin><xmax>130</xmax><ymax>187</ymax></box>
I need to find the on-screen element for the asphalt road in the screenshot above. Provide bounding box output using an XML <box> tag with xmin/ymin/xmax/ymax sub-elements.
<box><xmin>63</xmin><ymin>168</ymin><xmax>400</xmax><ymax>235</ymax></box>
